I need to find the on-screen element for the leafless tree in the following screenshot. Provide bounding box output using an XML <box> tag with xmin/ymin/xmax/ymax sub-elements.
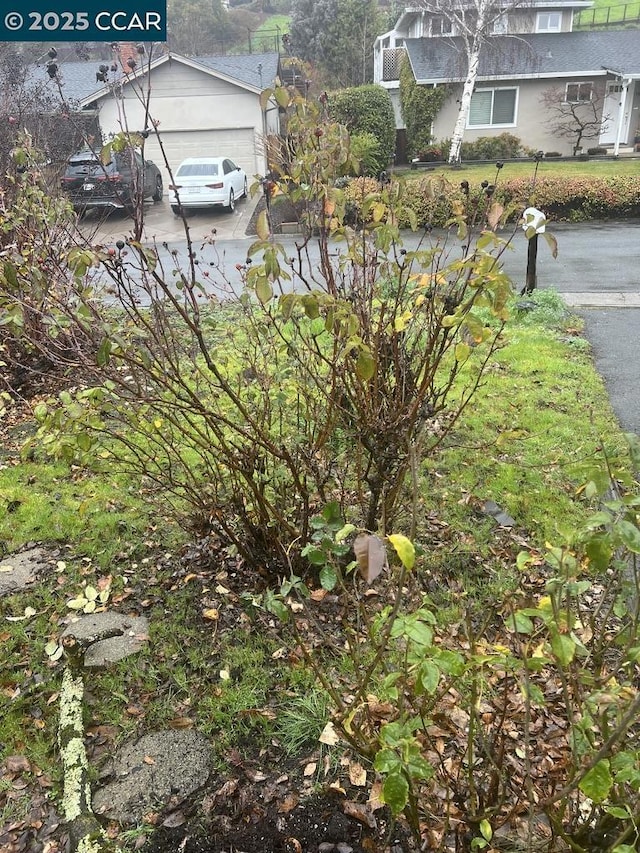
<box><xmin>541</xmin><ymin>84</ymin><xmax>610</xmax><ymax>155</ymax></box>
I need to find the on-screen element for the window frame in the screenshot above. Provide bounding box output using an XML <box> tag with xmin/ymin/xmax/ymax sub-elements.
<box><xmin>536</xmin><ymin>11</ymin><xmax>562</xmax><ymax>32</ymax></box>
<box><xmin>430</xmin><ymin>16</ymin><xmax>453</xmax><ymax>36</ymax></box>
<box><xmin>491</xmin><ymin>13</ymin><xmax>508</xmax><ymax>34</ymax></box>
<box><xmin>467</xmin><ymin>86</ymin><xmax>518</xmax><ymax>128</ymax></box>
<box><xmin>564</xmin><ymin>81</ymin><xmax>593</xmax><ymax>104</ymax></box>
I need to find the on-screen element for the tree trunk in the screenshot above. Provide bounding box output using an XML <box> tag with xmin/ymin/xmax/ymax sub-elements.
<box><xmin>448</xmin><ymin>45</ymin><xmax>482</xmax><ymax>164</ymax></box>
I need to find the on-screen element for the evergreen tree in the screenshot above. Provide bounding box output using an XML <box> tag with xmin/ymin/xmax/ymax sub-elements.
<box><xmin>289</xmin><ymin>0</ymin><xmax>380</xmax><ymax>87</ymax></box>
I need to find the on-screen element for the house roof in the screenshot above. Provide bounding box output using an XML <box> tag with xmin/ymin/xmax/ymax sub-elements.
<box><xmin>405</xmin><ymin>29</ymin><xmax>640</xmax><ymax>83</ymax></box>
<box><xmin>33</xmin><ymin>52</ymin><xmax>280</xmax><ymax>107</ymax></box>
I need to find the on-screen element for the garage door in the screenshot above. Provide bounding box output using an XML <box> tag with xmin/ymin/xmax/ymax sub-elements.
<box><xmin>144</xmin><ymin>128</ymin><xmax>263</xmax><ymax>189</ymax></box>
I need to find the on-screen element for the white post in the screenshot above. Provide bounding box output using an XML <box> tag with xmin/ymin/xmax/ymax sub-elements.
<box><xmin>613</xmin><ymin>78</ymin><xmax>630</xmax><ymax>156</ymax></box>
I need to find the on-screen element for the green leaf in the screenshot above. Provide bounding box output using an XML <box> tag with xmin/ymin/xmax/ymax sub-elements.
<box><xmin>605</xmin><ymin>806</ymin><xmax>631</xmax><ymax>820</ymax></box>
<box><xmin>274</xmin><ymin>87</ymin><xmax>290</xmax><ymax>109</ymax></box>
<box><xmin>335</xmin><ymin>523</ymin><xmax>355</xmax><ymax>543</ymax></box>
<box><xmin>381</xmin><ymin>772</ymin><xmax>409</xmax><ymax>815</ymax></box>
<box><xmin>319</xmin><ymin>564</ymin><xmax>337</xmax><ymax>591</ymax></box>
<box><xmin>416</xmin><ymin>661</ymin><xmax>440</xmax><ymax>695</ymax></box>
<box><xmin>374</xmin><ymin>748</ymin><xmax>401</xmax><ymax>774</ymax></box>
<box><xmin>617</xmin><ymin>519</ymin><xmax>640</xmax><ymax>553</ymax></box>
<box><xmin>355</xmin><ymin>348</ymin><xmax>375</xmax><ymax>381</ymax></box>
<box><xmin>388</xmin><ymin>534</ymin><xmax>415</xmax><ymax>570</ymax></box>
<box><xmin>97</xmin><ymin>338</ymin><xmax>112</xmax><ymax>371</ymax></box>
<box><xmin>612</xmin><ymin>845</ymin><xmax>636</xmax><ymax>853</ymax></box>
<box><xmin>455</xmin><ymin>342</ymin><xmax>470</xmax><ymax>362</ymax></box>
<box><xmin>479</xmin><ymin>819</ymin><xmax>493</xmax><ymax>842</ymax></box>
<box><xmin>255</xmin><ymin>277</ymin><xmax>273</xmax><ymax>305</ymax></box>
<box><xmin>551</xmin><ymin>631</ymin><xmax>576</xmax><ymax>666</ymax></box>
<box><xmin>67</xmin><ymin>596</ymin><xmax>86</xmax><ymax>610</ymax></box>
<box><xmin>506</xmin><ymin>610</ymin><xmax>534</xmax><ymax>634</ymax></box>
<box><xmin>579</xmin><ymin>759</ymin><xmax>613</xmax><ymax>803</ymax></box>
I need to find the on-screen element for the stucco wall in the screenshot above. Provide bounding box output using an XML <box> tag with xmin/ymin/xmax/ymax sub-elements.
<box><xmin>432</xmin><ymin>78</ymin><xmax>610</xmax><ymax>156</ymax></box>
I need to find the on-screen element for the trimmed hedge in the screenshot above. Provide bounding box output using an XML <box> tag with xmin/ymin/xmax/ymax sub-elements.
<box><xmin>341</xmin><ymin>174</ymin><xmax>640</xmax><ymax>227</ymax></box>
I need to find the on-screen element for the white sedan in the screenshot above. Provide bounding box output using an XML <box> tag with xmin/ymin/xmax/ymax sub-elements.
<box><xmin>169</xmin><ymin>157</ymin><xmax>248</xmax><ymax>214</ymax></box>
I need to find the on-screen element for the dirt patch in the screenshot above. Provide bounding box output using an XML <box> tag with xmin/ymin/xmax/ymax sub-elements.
<box><xmin>145</xmin><ymin>784</ymin><xmax>410</xmax><ymax>853</ymax></box>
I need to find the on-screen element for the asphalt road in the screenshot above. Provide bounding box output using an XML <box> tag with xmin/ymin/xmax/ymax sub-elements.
<box><xmin>82</xmin><ymin>204</ymin><xmax>640</xmax><ymax>433</ymax></box>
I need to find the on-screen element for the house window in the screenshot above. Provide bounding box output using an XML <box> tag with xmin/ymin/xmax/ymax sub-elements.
<box><xmin>491</xmin><ymin>13</ymin><xmax>508</xmax><ymax>34</ymax></box>
<box><xmin>430</xmin><ymin>16</ymin><xmax>453</xmax><ymax>36</ymax></box>
<box><xmin>468</xmin><ymin>88</ymin><xmax>517</xmax><ymax>126</ymax></box>
<box><xmin>565</xmin><ymin>82</ymin><xmax>593</xmax><ymax>103</ymax></box>
<box><xmin>536</xmin><ymin>11</ymin><xmax>562</xmax><ymax>32</ymax></box>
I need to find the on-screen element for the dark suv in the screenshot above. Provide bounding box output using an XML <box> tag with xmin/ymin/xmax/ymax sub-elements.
<box><xmin>61</xmin><ymin>149</ymin><xmax>163</xmax><ymax>214</ymax></box>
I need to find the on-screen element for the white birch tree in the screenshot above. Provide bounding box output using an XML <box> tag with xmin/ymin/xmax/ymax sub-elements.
<box><xmin>413</xmin><ymin>0</ymin><xmax>528</xmax><ymax>164</ymax></box>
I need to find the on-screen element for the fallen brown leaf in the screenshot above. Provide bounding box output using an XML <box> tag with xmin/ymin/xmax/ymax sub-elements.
<box><xmin>343</xmin><ymin>800</ymin><xmax>377</xmax><ymax>829</ymax></box>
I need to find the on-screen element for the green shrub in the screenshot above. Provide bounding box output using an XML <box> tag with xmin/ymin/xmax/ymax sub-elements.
<box><xmin>347</xmin><ymin>132</ymin><xmax>382</xmax><ymax>177</ymax></box>
<box><xmin>494</xmin><ymin>175</ymin><xmax>640</xmax><ymax>220</ymax></box>
<box><xmin>458</xmin><ymin>133</ymin><xmax>531</xmax><ymax>161</ymax></box>
<box><xmin>328</xmin><ymin>85</ymin><xmax>395</xmax><ymax>175</ymax></box>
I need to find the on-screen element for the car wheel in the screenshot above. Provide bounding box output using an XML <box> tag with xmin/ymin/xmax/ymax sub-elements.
<box><xmin>171</xmin><ymin>204</ymin><xmax>181</xmax><ymax>216</ymax></box>
<box><xmin>243</xmin><ymin>178</ymin><xmax>248</xmax><ymax>198</ymax></box>
<box><xmin>226</xmin><ymin>188</ymin><xmax>235</xmax><ymax>213</ymax></box>
<box><xmin>152</xmin><ymin>175</ymin><xmax>163</xmax><ymax>202</ymax></box>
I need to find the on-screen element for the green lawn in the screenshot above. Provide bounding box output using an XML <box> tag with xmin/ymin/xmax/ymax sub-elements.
<box><xmin>575</xmin><ymin>0</ymin><xmax>640</xmax><ymax>26</ymax></box>
<box><xmin>396</xmin><ymin>155</ymin><xmax>640</xmax><ymax>182</ymax></box>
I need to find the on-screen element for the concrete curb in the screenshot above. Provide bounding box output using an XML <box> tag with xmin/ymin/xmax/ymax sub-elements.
<box><xmin>558</xmin><ymin>292</ymin><xmax>640</xmax><ymax>308</ymax></box>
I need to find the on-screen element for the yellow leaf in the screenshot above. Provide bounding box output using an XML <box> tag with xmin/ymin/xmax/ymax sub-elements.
<box><xmin>455</xmin><ymin>342</ymin><xmax>470</xmax><ymax>362</ymax></box>
<box><xmin>256</xmin><ymin>210</ymin><xmax>270</xmax><ymax>241</ymax></box>
<box><xmin>202</xmin><ymin>608</ymin><xmax>219</xmax><ymax>621</ymax></box>
<box><xmin>388</xmin><ymin>534</ymin><xmax>415</xmax><ymax>570</ymax></box>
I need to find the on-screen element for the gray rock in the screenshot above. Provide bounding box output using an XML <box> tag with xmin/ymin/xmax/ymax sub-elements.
<box><xmin>92</xmin><ymin>730</ymin><xmax>213</xmax><ymax>824</ymax></box>
<box><xmin>0</xmin><ymin>547</ymin><xmax>48</xmax><ymax>596</ymax></box>
<box><xmin>483</xmin><ymin>500</ymin><xmax>516</xmax><ymax>528</ymax></box>
<box><xmin>62</xmin><ymin>611</ymin><xmax>149</xmax><ymax>667</ymax></box>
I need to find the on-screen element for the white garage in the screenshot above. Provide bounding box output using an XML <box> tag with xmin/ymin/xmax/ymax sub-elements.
<box><xmin>74</xmin><ymin>51</ymin><xmax>282</xmax><ymax>191</ymax></box>
<box><xmin>143</xmin><ymin>127</ymin><xmax>261</xmax><ymax>187</ymax></box>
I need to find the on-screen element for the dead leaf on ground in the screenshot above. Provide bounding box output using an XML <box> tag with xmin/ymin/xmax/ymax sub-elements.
<box><xmin>278</xmin><ymin>792</ymin><xmax>299</xmax><ymax>813</ymax></box>
<box><xmin>5</xmin><ymin>755</ymin><xmax>30</xmax><ymax>773</ymax></box>
<box><xmin>161</xmin><ymin>810</ymin><xmax>186</xmax><ymax>828</ymax></box>
<box><xmin>244</xmin><ymin>768</ymin><xmax>268</xmax><ymax>782</ymax></box>
<box><xmin>167</xmin><ymin>717</ymin><xmax>194</xmax><ymax>729</ymax></box>
<box><xmin>303</xmin><ymin>762</ymin><xmax>317</xmax><ymax>777</ymax></box>
<box><xmin>343</xmin><ymin>800</ymin><xmax>377</xmax><ymax>829</ymax></box>
<box><xmin>348</xmin><ymin>762</ymin><xmax>367</xmax><ymax>786</ymax></box>
<box><xmin>318</xmin><ymin>721</ymin><xmax>340</xmax><ymax>746</ymax></box>
<box><xmin>213</xmin><ymin>779</ymin><xmax>239</xmax><ymax>800</ymax></box>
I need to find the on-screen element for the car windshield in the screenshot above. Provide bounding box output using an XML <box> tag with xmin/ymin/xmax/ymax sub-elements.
<box><xmin>177</xmin><ymin>163</ymin><xmax>219</xmax><ymax>177</ymax></box>
<box><xmin>68</xmin><ymin>155</ymin><xmax>112</xmax><ymax>168</ymax></box>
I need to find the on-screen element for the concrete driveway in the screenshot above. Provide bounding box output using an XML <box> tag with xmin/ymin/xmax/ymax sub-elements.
<box><xmin>78</xmin><ymin>191</ymin><xmax>260</xmax><ymax>245</ymax></box>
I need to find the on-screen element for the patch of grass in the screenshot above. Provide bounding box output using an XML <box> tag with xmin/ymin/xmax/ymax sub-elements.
<box><xmin>276</xmin><ymin>690</ymin><xmax>331</xmax><ymax>755</ymax></box>
<box><xmin>0</xmin><ymin>460</ymin><xmax>176</xmax><ymax>567</ymax></box>
<box><xmin>397</xmin><ymin>157</ymin><xmax>640</xmax><ymax>182</ymax></box>
<box><xmin>423</xmin><ymin>298</ymin><xmax>621</xmax><ymax>554</ymax></box>
<box><xmin>0</xmin><ymin>290</ymin><xmax>627</xmax><ymax>845</ymax></box>
<box><xmin>576</xmin><ymin>0</ymin><xmax>640</xmax><ymax>27</ymax></box>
